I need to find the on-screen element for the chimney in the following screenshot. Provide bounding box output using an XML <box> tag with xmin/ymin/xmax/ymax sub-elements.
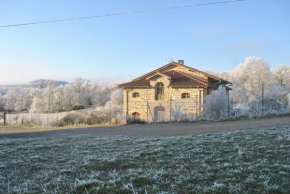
<box><xmin>178</xmin><ymin>60</ymin><xmax>184</xmax><ymax>65</ymax></box>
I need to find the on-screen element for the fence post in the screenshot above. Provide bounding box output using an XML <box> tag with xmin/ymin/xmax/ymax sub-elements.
<box><xmin>4</xmin><ymin>112</ymin><xmax>6</xmax><ymax>125</ymax></box>
<box><xmin>109</xmin><ymin>101</ymin><xmax>111</xmax><ymax>124</ymax></box>
<box><xmin>67</xmin><ymin>112</ymin><xmax>69</xmax><ymax>126</ymax></box>
<box><xmin>262</xmin><ymin>83</ymin><xmax>264</xmax><ymax>117</ymax></box>
<box><xmin>199</xmin><ymin>89</ymin><xmax>202</xmax><ymax>119</ymax></box>
<box><xmin>169</xmin><ymin>98</ymin><xmax>172</xmax><ymax>122</ymax></box>
<box><xmin>147</xmin><ymin>100</ymin><xmax>149</xmax><ymax>123</ymax></box>
<box><xmin>196</xmin><ymin>91</ymin><xmax>198</xmax><ymax>119</ymax></box>
<box><xmin>228</xmin><ymin>90</ymin><xmax>230</xmax><ymax>119</ymax></box>
<box><xmin>126</xmin><ymin>89</ymin><xmax>129</xmax><ymax>123</ymax></box>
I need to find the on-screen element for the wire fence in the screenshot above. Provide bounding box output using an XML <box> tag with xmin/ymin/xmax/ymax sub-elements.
<box><xmin>4</xmin><ymin>109</ymin><xmax>125</xmax><ymax>127</ymax></box>
<box><xmin>3</xmin><ymin>89</ymin><xmax>290</xmax><ymax>126</ymax></box>
<box><xmin>148</xmin><ymin>98</ymin><xmax>202</xmax><ymax>123</ymax></box>
<box><xmin>146</xmin><ymin>94</ymin><xmax>290</xmax><ymax>123</ymax></box>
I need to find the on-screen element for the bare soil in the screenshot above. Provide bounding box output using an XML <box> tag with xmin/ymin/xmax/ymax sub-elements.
<box><xmin>1</xmin><ymin>116</ymin><xmax>289</xmax><ymax>138</ymax></box>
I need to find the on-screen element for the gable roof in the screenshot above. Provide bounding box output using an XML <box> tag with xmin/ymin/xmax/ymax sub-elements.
<box><xmin>165</xmin><ymin>70</ymin><xmax>208</xmax><ymax>88</ymax></box>
<box><xmin>118</xmin><ymin>62</ymin><xmax>231</xmax><ymax>88</ymax></box>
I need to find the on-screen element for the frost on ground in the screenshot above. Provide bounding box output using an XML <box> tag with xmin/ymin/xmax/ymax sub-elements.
<box><xmin>0</xmin><ymin>127</ymin><xmax>290</xmax><ymax>194</ymax></box>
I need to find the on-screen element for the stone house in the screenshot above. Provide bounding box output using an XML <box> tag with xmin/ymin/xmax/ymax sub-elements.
<box><xmin>118</xmin><ymin>60</ymin><xmax>231</xmax><ymax>122</ymax></box>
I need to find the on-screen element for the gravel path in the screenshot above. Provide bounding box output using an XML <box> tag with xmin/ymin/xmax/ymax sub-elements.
<box><xmin>0</xmin><ymin>116</ymin><xmax>289</xmax><ymax>138</ymax></box>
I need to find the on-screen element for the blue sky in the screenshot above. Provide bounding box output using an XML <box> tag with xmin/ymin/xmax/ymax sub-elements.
<box><xmin>0</xmin><ymin>0</ymin><xmax>289</xmax><ymax>84</ymax></box>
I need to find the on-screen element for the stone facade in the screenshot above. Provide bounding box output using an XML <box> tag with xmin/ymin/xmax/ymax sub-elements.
<box><xmin>119</xmin><ymin>62</ymin><xmax>230</xmax><ymax>123</ymax></box>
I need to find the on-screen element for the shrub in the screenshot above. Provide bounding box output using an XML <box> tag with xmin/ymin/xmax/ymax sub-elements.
<box><xmin>84</xmin><ymin>117</ymin><xmax>92</xmax><ymax>125</ymax></box>
<box><xmin>203</xmin><ymin>86</ymin><xmax>228</xmax><ymax>120</ymax></box>
<box><xmin>126</xmin><ymin>117</ymin><xmax>146</xmax><ymax>124</ymax></box>
<box><xmin>61</xmin><ymin>114</ymin><xmax>84</xmax><ymax>125</ymax></box>
<box><xmin>70</xmin><ymin>104</ymin><xmax>85</xmax><ymax>111</ymax></box>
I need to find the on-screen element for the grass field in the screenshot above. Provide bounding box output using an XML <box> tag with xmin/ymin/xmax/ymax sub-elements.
<box><xmin>1</xmin><ymin>126</ymin><xmax>290</xmax><ymax>193</ymax></box>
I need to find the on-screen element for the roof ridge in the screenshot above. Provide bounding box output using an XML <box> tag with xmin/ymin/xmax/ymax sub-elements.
<box><xmin>146</xmin><ymin>71</ymin><xmax>172</xmax><ymax>80</ymax></box>
<box><xmin>133</xmin><ymin>62</ymin><xmax>178</xmax><ymax>81</ymax></box>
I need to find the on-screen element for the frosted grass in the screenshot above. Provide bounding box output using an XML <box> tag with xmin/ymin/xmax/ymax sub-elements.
<box><xmin>0</xmin><ymin>127</ymin><xmax>290</xmax><ymax>193</ymax></box>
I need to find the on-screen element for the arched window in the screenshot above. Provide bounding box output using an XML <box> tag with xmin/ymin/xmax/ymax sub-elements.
<box><xmin>155</xmin><ymin>82</ymin><xmax>164</xmax><ymax>101</ymax></box>
<box><xmin>181</xmin><ymin>93</ymin><xmax>190</xmax><ymax>99</ymax></box>
<box><xmin>132</xmin><ymin>92</ymin><xmax>140</xmax><ymax>98</ymax></box>
<box><xmin>132</xmin><ymin>112</ymin><xmax>140</xmax><ymax>119</ymax></box>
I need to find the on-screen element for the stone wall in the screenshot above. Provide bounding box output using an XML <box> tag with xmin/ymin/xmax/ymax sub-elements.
<box><xmin>122</xmin><ymin>64</ymin><xmax>215</xmax><ymax>122</ymax></box>
<box><xmin>123</xmin><ymin>81</ymin><xmax>206</xmax><ymax>122</ymax></box>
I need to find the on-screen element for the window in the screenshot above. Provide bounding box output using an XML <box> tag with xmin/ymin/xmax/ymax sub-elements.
<box><xmin>132</xmin><ymin>92</ymin><xmax>140</xmax><ymax>98</ymax></box>
<box><xmin>181</xmin><ymin>93</ymin><xmax>190</xmax><ymax>99</ymax></box>
<box><xmin>155</xmin><ymin>82</ymin><xmax>164</xmax><ymax>100</ymax></box>
<box><xmin>132</xmin><ymin>112</ymin><xmax>140</xmax><ymax>119</ymax></box>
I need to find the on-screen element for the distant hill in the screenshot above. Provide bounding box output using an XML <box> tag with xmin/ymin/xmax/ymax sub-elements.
<box><xmin>0</xmin><ymin>79</ymin><xmax>69</xmax><ymax>95</ymax></box>
<box><xmin>29</xmin><ymin>79</ymin><xmax>69</xmax><ymax>88</ymax></box>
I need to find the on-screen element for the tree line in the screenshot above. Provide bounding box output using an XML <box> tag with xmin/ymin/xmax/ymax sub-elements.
<box><xmin>203</xmin><ymin>57</ymin><xmax>290</xmax><ymax>119</ymax></box>
<box><xmin>0</xmin><ymin>78</ymin><xmax>123</xmax><ymax>113</ymax></box>
<box><xmin>0</xmin><ymin>57</ymin><xmax>289</xmax><ymax>119</ymax></box>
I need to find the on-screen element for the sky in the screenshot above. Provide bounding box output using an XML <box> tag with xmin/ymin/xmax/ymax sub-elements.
<box><xmin>0</xmin><ymin>0</ymin><xmax>289</xmax><ymax>84</ymax></box>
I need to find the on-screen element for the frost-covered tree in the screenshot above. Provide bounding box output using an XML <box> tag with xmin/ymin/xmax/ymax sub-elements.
<box><xmin>43</xmin><ymin>82</ymin><xmax>55</xmax><ymax>113</ymax></box>
<box><xmin>109</xmin><ymin>89</ymin><xmax>123</xmax><ymax>106</ymax></box>
<box><xmin>54</xmin><ymin>85</ymin><xmax>65</xmax><ymax>112</ymax></box>
<box><xmin>63</xmin><ymin>84</ymin><xmax>75</xmax><ymax>110</ymax></box>
<box><xmin>30</xmin><ymin>95</ymin><xmax>45</xmax><ymax>113</ymax></box>
<box><xmin>15</xmin><ymin>89</ymin><xmax>30</xmax><ymax>112</ymax></box>
<box><xmin>235</xmin><ymin>57</ymin><xmax>270</xmax><ymax>90</ymax></box>
<box><xmin>73</xmin><ymin>78</ymin><xmax>90</xmax><ymax>105</ymax></box>
<box><xmin>203</xmin><ymin>86</ymin><xmax>229</xmax><ymax>119</ymax></box>
<box><xmin>0</xmin><ymin>94</ymin><xmax>5</xmax><ymax>111</ymax></box>
<box><xmin>82</xmin><ymin>83</ymin><xmax>96</xmax><ymax>108</ymax></box>
<box><xmin>272</xmin><ymin>65</ymin><xmax>290</xmax><ymax>86</ymax></box>
<box><xmin>4</xmin><ymin>90</ymin><xmax>16</xmax><ymax>112</ymax></box>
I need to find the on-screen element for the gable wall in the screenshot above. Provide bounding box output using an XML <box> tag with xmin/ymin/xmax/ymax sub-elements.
<box><xmin>123</xmin><ymin>84</ymin><xmax>206</xmax><ymax>122</ymax></box>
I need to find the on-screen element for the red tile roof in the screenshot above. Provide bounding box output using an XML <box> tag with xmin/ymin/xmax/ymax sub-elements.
<box><xmin>118</xmin><ymin>62</ymin><xmax>232</xmax><ymax>88</ymax></box>
<box><xmin>118</xmin><ymin>78</ymin><xmax>150</xmax><ymax>87</ymax></box>
<box><xmin>119</xmin><ymin>70</ymin><xmax>209</xmax><ymax>88</ymax></box>
<box><xmin>165</xmin><ymin>70</ymin><xmax>208</xmax><ymax>88</ymax></box>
